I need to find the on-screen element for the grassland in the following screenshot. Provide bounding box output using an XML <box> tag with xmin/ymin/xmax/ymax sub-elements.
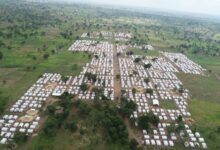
<box><xmin>128</xmin><ymin>48</ymin><xmax>160</xmax><ymax>57</ymax></box>
<box><xmin>177</xmin><ymin>54</ymin><xmax>220</xmax><ymax>150</ymax></box>
<box><xmin>160</xmin><ymin>100</ymin><xmax>177</xmax><ymax>110</ymax></box>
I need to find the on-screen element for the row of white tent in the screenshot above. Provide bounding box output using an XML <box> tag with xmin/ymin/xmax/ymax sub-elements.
<box><xmin>163</xmin><ymin>52</ymin><xmax>205</xmax><ymax>75</ymax></box>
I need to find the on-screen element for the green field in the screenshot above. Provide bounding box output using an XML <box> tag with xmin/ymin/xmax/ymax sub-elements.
<box><xmin>160</xmin><ymin>100</ymin><xmax>177</xmax><ymax>110</ymax></box>
<box><xmin>177</xmin><ymin>54</ymin><xmax>220</xmax><ymax>150</ymax></box>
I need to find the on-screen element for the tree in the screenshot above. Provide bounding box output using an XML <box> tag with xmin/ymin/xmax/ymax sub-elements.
<box><xmin>78</xmin><ymin>102</ymin><xmax>91</xmax><ymax>116</ymax></box>
<box><xmin>13</xmin><ymin>131</ymin><xmax>28</xmax><ymax>144</ymax></box>
<box><xmin>148</xmin><ymin>111</ymin><xmax>159</xmax><ymax>126</ymax></box>
<box><xmin>177</xmin><ymin>115</ymin><xmax>183</xmax><ymax>123</ymax></box>
<box><xmin>126</xmin><ymin>51</ymin><xmax>134</xmax><ymax>55</ymax></box>
<box><xmin>144</xmin><ymin>78</ymin><xmax>150</xmax><ymax>84</ymax></box>
<box><xmin>138</xmin><ymin>115</ymin><xmax>150</xmax><ymax>130</ymax></box>
<box><xmin>116</xmin><ymin>74</ymin><xmax>120</xmax><ymax>80</ymax></box>
<box><xmin>80</xmin><ymin>83</ymin><xmax>88</xmax><ymax>92</ymax></box>
<box><xmin>138</xmin><ymin>112</ymin><xmax>160</xmax><ymax>131</ymax></box>
<box><xmin>167</xmin><ymin>124</ymin><xmax>176</xmax><ymax>134</ymax></box>
<box><xmin>61</xmin><ymin>76</ymin><xmax>69</xmax><ymax>83</ymax></box>
<box><xmin>0</xmin><ymin>51</ymin><xmax>3</xmax><ymax>60</ymax></box>
<box><xmin>134</xmin><ymin>57</ymin><xmax>141</xmax><ymax>63</ymax></box>
<box><xmin>132</xmin><ymin>88</ymin><xmax>136</xmax><ymax>94</ymax></box>
<box><xmin>176</xmin><ymin>122</ymin><xmax>185</xmax><ymax>132</ymax></box>
<box><xmin>178</xmin><ymin>85</ymin><xmax>184</xmax><ymax>94</ymax></box>
<box><xmin>47</xmin><ymin>105</ymin><xmax>56</xmax><ymax>115</ymax></box>
<box><xmin>145</xmin><ymin>88</ymin><xmax>153</xmax><ymax>95</ymax></box>
<box><xmin>43</xmin><ymin>53</ymin><xmax>49</xmax><ymax>59</ymax></box>
<box><xmin>85</xmin><ymin>72</ymin><xmax>97</xmax><ymax>83</ymax></box>
<box><xmin>66</xmin><ymin>121</ymin><xmax>78</xmax><ymax>132</ymax></box>
<box><xmin>129</xmin><ymin>139</ymin><xmax>138</xmax><ymax>150</ymax></box>
<box><xmin>152</xmin><ymin>57</ymin><xmax>158</xmax><ymax>62</ymax></box>
<box><xmin>120</xmin><ymin>97</ymin><xmax>137</xmax><ymax>117</ymax></box>
<box><xmin>144</xmin><ymin>63</ymin><xmax>152</xmax><ymax>69</ymax></box>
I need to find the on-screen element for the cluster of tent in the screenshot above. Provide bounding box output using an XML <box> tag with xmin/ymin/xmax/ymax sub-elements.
<box><xmin>0</xmin><ymin>36</ymin><xmax>207</xmax><ymax>148</ymax></box>
<box><xmin>142</xmin><ymin>125</ymin><xmax>175</xmax><ymax>147</ymax></box>
<box><xmin>80</xmin><ymin>32</ymin><xmax>132</xmax><ymax>41</ymax></box>
<box><xmin>163</xmin><ymin>52</ymin><xmax>206</xmax><ymax>75</ymax></box>
<box><xmin>81</xmin><ymin>31</ymin><xmax>113</xmax><ymax>39</ymax></box>
<box><xmin>116</xmin><ymin>45</ymin><xmax>207</xmax><ymax>148</ymax></box>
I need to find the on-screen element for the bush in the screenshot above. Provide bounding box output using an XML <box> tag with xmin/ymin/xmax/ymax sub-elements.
<box><xmin>120</xmin><ymin>97</ymin><xmax>137</xmax><ymax>117</ymax></box>
<box><xmin>138</xmin><ymin>111</ymin><xmax>160</xmax><ymax>130</ymax></box>
<box><xmin>145</xmin><ymin>88</ymin><xmax>153</xmax><ymax>95</ymax></box>
<box><xmin>134</xmin><ymin>57</ymin><xmax>141</xmax><ymax>63</ymax></box>
<box><xmin>47</xmin><ymin>105</ymin><xmax>56</xmax><ymax>115</ymax></box>
<box><xmin>66</xmin><ymin>121</ymin><xmax>78</xmax><ymax>132</ymax></box>
<box><xmin>129</xmin><ymin>139</ymin><xmax>138</xmax><ymax>150</ymax></box>
<box><xmin>138</xmin><ymin>116</ymin><xmax>150</xmax><ymax>130</ymax></box>
<box><xmin>144</xmin><ymin>78</ymin><xmax>150</xmax><ymax>84</ymax></box>
<box><xmin>80</xmin><ymin>83</ymin><xmax>89</xmax><ymax>91</ymax></box>
<box><xmin>0</xmin><ymin>51</ymin><xmax>3</xmax><ymax>60</ymax></box>
<box><xmin>85</xmin><ymin>72</ymin><xmax>97</xmax><ymax>82</ymax></box>
<box><xmin>61</xmin><ymin>76</ymin><xmax>69</xmax><ymax>83</ymax></box>
<box><xmin>43</xmin><ymin>53</ymin><xmax>49</xmax><ymax>59</ymax></box>
<box><xmin>116</xmin><ymin>74</ymin><xmax>121</xmax><ymax>79</ymax></box>
<box><xmin>13</xmin><ymin>131</ymin><xmax>28</xmax><ymax>144</ymax></box>
<box><xmin>144</xmin><ymin>63</ymin><xmax>152</xmax><ymax>69</ymax></box>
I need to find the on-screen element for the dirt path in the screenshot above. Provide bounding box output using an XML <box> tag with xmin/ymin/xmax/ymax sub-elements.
<box><xmin>214</xmin><ymin>73</ymin><xmax>220</xmax><ymax>80</ymax></box>
<box><xmin>113</xmin><ymin>44</ymin><xmax>122</xmax><ymax>101</ymax></box>
<box><xmin>124</xmin><ymin>118</ymin><xmax>143</xmax><ymax>145</ymax></box>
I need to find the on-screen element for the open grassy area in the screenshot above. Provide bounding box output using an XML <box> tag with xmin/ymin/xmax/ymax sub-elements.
<box><xmin>186</xmin><ymin>53</ymin><xmax>220</xmax><ymax>74</ymax></box>
<box><xmin>175</xmin><ymin>53</ymin><xmax>220</xmax><ymax>149</ymax></box>
<box><xmin>160</xmin><ymin>100</ymin><xmax>177</xmax><ymax>110</ymax></box>
<box><xmin>189</xmin><ymin>99</ymin><xmax>220</xmax><ymax>150</ymax></box>
<box><xmin>128</xmin><ymin>48</ymin><xmax>160</xmax><ymax>57</ymax></box>
<box><xmin>177</xmin><ymin>56</ymin><xmax>220</xmax><ymax>149</ymax></box>
<box><xmin>177</xmin><ymin>73</ymin><xmax>220</xmax><ymax>103</ymax></box>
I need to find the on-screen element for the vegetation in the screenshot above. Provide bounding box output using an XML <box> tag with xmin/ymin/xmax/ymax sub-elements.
<box><xmin>160</xmin><ymin>100</ymin><xmax>177</xmax><ymax>109</ymax></box>
<box><xmin>119</xmin><ymin>97</ymin><xmax>137</xmax><ymax>117</ymax></box>
<box><xmin>0</xmin><ymin>51</ymin><xmax>3</xmax><ymax>60</ymax></box>
<box><xmin>85</xmin><ymin>72</ymin><xmax>97</xmax><ymax>83</ymax></box>
<box><xmin>143</xmin><ymin>78</ymin><xmax>150</xmax><ymax>84</ymax></box>
<box><xmin>138</xmin><ymin>111</ymin><xmax>160</xmax><ymax>131</ymax></box>
<box><xmin>145</xmin><ymin>88</ymin><xmax>153</xmax><ymax>95</ymax></box>
<box><xmin>29</xmin><ymin>99</ymin><xmax>143</xmax><ymax>150</ymax></box>
<box><xmin>13</xmin><ymin>131</ymin><xmax>28</xmax><ymax>144</ymax></box>
<box><xmin>134</xmin><ymin>57</ymin><xmax>141</xmax><ymax>63</ymax></box>
<box><xmin>143</xmin><ymin>63</ymin><xmax>152</xmax><ymax>69</ymax></box>
<box><xmin>80</xmin><ymin>83</ymin><xmax>89</xmax><ymax>92</ymax></box>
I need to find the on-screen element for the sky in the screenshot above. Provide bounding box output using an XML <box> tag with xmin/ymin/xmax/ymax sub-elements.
<box><xmin>61</xmin><ymin>0</ymin><xmax>220</xmax><ymax>16</ymax></box>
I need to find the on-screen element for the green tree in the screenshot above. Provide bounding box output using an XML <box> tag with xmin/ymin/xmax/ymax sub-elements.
<box><xmin>145</xmin><ymin>88</ymin><xmax>153</xmax><ymax>95</ymax></box>
<box><xmin>144</xmin><ymin>63</ymin><xmax>152</xmax><ymax>69</ymax></box>
<box><xmin>66</xmin><ymin>121</ymin><xmax>78</xmax><ymax>132</ymax></box>
<box><xmin>13</xmin><ymin>131</ymin><xmax>28</xmax><ymax>144</ymax></box>
<box><xmin>144</xmin><ymin>78</ymin><xmax>150</xmax><ymax>84</ymax></box>
<box><xmin>0</xmin><ymin>51</ymin><xmax>3</xmax><ymax>60</ymax></box>
<box><xmin>134</xmin><ymin>57</ymin><xmax>141</xmax><ymax>63</ymax></box>
<box><xmin>61</xmin><ymin>76</ymin><xmax>69</xmax><ymax>83</ymax></box>
<box><xmin>80</xmin><ymin>83</ymin><xmax>89</xmax><ymax>92</ymax></box>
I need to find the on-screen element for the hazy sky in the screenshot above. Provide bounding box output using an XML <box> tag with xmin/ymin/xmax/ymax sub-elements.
<box><xmin>69</xmin><ymin>0</ymin><xmax>220</xmax><ymax>16</ymax></box>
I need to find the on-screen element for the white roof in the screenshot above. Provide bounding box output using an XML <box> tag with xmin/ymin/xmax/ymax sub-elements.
<box><xmin>153</xmin><ymin>99</ymin><xmax>159</xmax><ymax>106</ymax></box>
